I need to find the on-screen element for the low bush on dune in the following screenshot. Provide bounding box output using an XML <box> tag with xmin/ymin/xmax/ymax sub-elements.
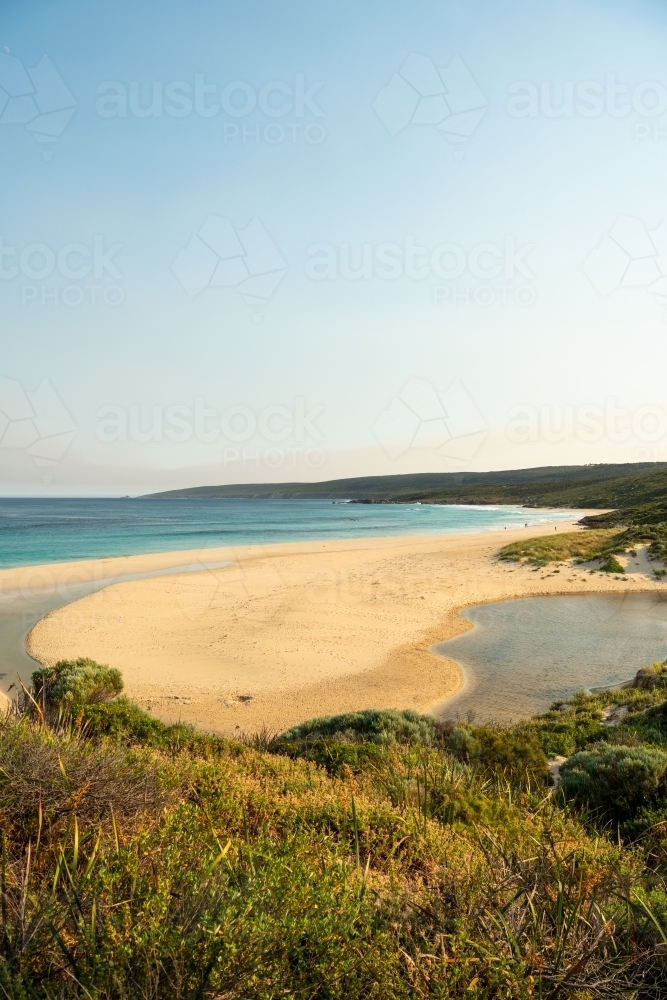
<box><xmin>81</xmin><ymin>696</ymin><xmax>234</xmax><ymax>758</ymax></box>
<box><xmin>276</xmin><ymin>709</ymin><xmax>439</xmax><ymax>775</ymax></box>
<box><xmin>280</xmin><ymin>707</ymin><xmax>438</xmax><ymax>746</ymax></box>
<box><xmin>31</xmin><ymin>656</ymin><xmax>123</xmax><ymax>711</ymax></box>
<box><xmin>599</xmin><ymin>554</ymin><xmax>625</xmax><ymax>573</ymax></box>
<box><xmin>279</xmin><ymin>711</ymin><xmax>549</xmax><ymax>785</ymax></box>
<box><xmin>648</xmin><ymin>526</ymin><xmax>667</xmax><ymax>561</ymax></box>
<box><xmin>439</xmin><ymin>722</ymin><xmax>550</xmax><ymax>785</ymax></box>
<box><xmin>559</xmin><ymin>742</ymin><xmax>667</xmax><ymax>823</ymax></box>
<box><xmin>81</xmin><ymin>694</ymin><xmax>170</xmax><ymax>742</ymax></box>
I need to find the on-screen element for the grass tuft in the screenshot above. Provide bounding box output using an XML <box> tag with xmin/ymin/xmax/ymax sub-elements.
<box><xmin>599</xmin><ymin>554</ymin><xmax>625</xmax><ymax>574</ymax></box>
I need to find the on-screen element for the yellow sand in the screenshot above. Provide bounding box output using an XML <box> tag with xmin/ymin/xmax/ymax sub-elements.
<box><xmin>21</xmin><ymin>517</ymin><xmax>664</xmax><ymax>736</ymax></box>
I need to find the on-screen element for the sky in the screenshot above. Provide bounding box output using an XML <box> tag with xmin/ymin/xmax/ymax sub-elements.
<box><xmin>2</xmin><ymin>0</ymin><xmax>667</xmax><ymax>495</ymax></box>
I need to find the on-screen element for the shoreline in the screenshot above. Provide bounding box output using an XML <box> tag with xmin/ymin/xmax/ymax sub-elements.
<box><xmin>22</xmin><ymin>512</ymin><xmax>666</xmax><ymax>735</ymax></box>
<box><xmin>431</xmin><ymin>587</ymin><xmax>667</xmax><ymax>724</ymax></box>
<box><xmin>0</xmin><ymin>503</ymin><xmax>587</xmax><ymax>578</ymax></box>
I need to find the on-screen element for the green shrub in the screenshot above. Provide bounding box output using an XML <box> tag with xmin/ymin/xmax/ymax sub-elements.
<box><xmin>622</xmin><ymin>804</ymin><xmax>667</xmax><ymax>850</ymax></box>
<box><xmin>599</xmin><ymin>554</ymin><xmax>625</xmax><ymax>573</ymax></box>
<box><xmin>81</xmin><ymin>699</ymin><xmax>233</xmax><ymax>758</ymax></box>
<box><xmin>527</xmin><ymin>705</ymin><xmax>607</xmax><ymax>757</ymax></box>
<box><xmin>444</xmin><ymin>724</ymin><xmax>479</xmax><ymax>759</ymax></box>
<box><xmin>441</xmin><ymin>724</ymin><xmax>549</xmax><ymax>784</ymax></box>
<box><xmin>82</xmin><ymin>697</ymin><xmax>169</xmax><ymax>743</ymax></box>
<box><xmin>648</xmin><ymin>526</ymin><xmax>667</xmax><ymax>561</ymax></box>
<box><xmin>559</xmin><ymin>742</ymin><xmax>667</xmax><ymax>821</ymax></box>
<box><xmin>32</xmin><ymin>657</ymin><xmax>123</xmax><ymax>710</ymax></box>
<box><xmin>277</xmin><ymin>737</ymin><xmax>387</xmax><ymax>776</ymax></box>
<box><xmin>279</xmin><ymin>708</ymin><xmax>437</xmax><ymax>747</ymax></box>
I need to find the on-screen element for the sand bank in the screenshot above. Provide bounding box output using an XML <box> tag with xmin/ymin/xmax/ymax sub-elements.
<box><xmin>23</xmin><ymin>516</ymin><xmax>663</xmax><ymax>735</ymax></box>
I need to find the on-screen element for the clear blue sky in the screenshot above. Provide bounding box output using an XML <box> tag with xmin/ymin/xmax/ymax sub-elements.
<box><xmin>2</xmin><ymin>0</ymin><xmax>667</xmax><ymax>494</ymax></box>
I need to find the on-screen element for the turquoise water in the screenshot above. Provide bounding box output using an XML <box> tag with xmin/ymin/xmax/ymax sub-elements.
<box><xmin>0</xmin><ymin>498</ymin><xmax>575</xmax><ymax>569</ymax></box>
<box><xmin>434</xmin><ymin>592</ymin><xmax>667</xmax><ymax>723</ymax></box>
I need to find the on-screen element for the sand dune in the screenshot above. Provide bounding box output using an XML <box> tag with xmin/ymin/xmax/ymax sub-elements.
<box><xmin>24</xmin><ymin>518</ymin><xmax>663</xmax><ymax>735</ymax></box>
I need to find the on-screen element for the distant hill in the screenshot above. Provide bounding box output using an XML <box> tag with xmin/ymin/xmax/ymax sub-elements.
<box><xmin>381</xmin><ymin>465</ymin><xmax>667</xmax><ymax>512</ymax></box>
<box><xmin>143</xmin><ymin>462</ymin><xmax>667</xmax><ymax>510</ymax></box>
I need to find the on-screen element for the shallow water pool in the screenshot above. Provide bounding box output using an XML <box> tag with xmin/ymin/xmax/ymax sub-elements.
<box><xmin>433</xmin><ymin>592</ymin><xmax>667</xmax><ymax>723</ymax></box>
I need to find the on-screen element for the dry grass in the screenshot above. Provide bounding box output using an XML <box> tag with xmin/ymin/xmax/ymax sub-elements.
<box><xmin>0</xmin><ymin>716</ymin><xmax>169</xmax><ymax>846</ymax></box>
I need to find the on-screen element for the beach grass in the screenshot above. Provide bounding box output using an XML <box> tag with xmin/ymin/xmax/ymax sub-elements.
<box><xmin>498</xmin><ymin>521</ymin><xmax>667</xmax><ymax>568</ymax></box>
<box><xmin>497</xmin><ymin>528</ymin><xmax>621</xmax><ymax>566</ymax></box>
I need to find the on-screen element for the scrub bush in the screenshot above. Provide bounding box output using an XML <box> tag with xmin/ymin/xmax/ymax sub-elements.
<box><xmin>559</xmin><ymin>741</ymin><xmax>667</xmax><ymax>822</ymax></box>
<box><xmin>279</xmin><ymin>708</ymin><xmax>437</xmax><ymax>746</ymax></box>
<box><xmin>439</xmin><ymin>723</ymin><xmax>549</xmax><ymax>784</ymax></box>
<box><xmin>32</xmin><ymin>657</ymin><xmax>123</xmax><ymax>710</ymax></box>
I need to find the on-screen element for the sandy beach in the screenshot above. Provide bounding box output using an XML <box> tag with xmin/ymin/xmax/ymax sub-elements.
<box><xmin>20</xmin><ymin>515</ymin><xmax>665</xmax><ymax>735</ymax></box>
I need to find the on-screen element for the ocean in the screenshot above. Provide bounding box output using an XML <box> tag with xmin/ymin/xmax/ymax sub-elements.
<box><xmin>0</xmin><ymin>497</ymin><xmax>577</xmax><ymax>569</ymax></box>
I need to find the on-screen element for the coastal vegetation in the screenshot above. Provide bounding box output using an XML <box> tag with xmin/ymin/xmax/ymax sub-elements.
<box><xmin>498</xmin><ymin>524</ymin><xmax>667</xmax><ymax>570</ymax></box>
<box><xmin>371</xmin><ymin>464</ymin><xmax>667</xmax><ymax>511</ymax></box>
<box><xmin>31</xmin><ymin>658</ymin><xmax>124</xmax><ymax>712</ymax></box>
<box><xmin>497</xmin><ymin>470</ymin><xmax>667</xmax><ymax>569</ymax></box>
<box><xmin>144</xmin><ymin>462</ymin><xmax>667</xmax><ymax>507</ymax></box>
<box><xmin>497</xmin><ymin>528</ymin><xmax>621</xmax><ymax>567</ymax></box>
<box><xmin>2</xmin><ymin>662</ymin><xmax>667</xmax><ymax>997</ymax></box>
